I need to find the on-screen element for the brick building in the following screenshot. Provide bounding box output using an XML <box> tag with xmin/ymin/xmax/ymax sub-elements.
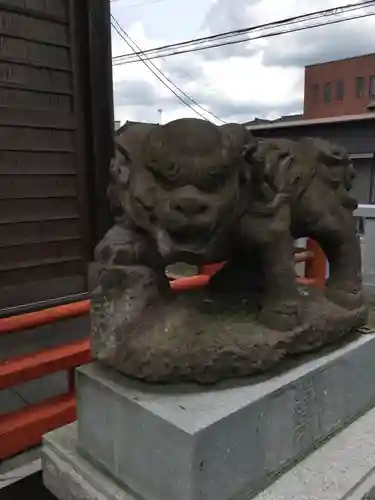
<box><xmin>304</xmin><ymin>53</ymin><xmax>375</xmax><ymax>119</ymax></box>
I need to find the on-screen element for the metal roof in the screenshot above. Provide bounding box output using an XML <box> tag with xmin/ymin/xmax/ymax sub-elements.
<box><xmin>246</xmin><ymin>113</ymin><xmax>375</xmax><ymax>131</ymax></box>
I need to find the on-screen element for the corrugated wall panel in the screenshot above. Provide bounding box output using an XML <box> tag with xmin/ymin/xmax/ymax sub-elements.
<box><xmin>250</xmin><ymin>120</ymin><xmax>375</xmax><ymax>154</ymax></box>
<box><xmin>0</xmin><ymin>0</ymin><xmax>90</xmax><ymax>310</ymax></box>
<box><xmin>350</xmin><ymin>158</ymin><xmax>372</xmax><ymax>205</ymax></box>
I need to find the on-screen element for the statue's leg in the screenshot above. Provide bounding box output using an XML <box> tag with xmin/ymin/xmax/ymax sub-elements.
<box><xmin>90</xmin><ymin>223</ymin><xmax>170</xmax><ymax>361</ymax></box>
<box><xmin>300</xmin><ymin>185</ymin><xmax>364</xmax><ymax>310</ymax></box>
<box><xmin>241</xmin><ymin>205</ymin><xmax>301</xmax><ymax>331</ymax></box>
<box><xmin>324</xmin><ymin>235</ymin><xmax>364</xmax><ymax>310</ymax></box>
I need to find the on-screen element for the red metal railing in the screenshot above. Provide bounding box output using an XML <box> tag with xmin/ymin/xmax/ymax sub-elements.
<box><xmin>0</xmin><ymin>339</ymin><xmax>91</xmax><ymax>460</ymax></box>
<box><xmin>0</xmin><ymin>239</ymin><xmax>326</xmax><ymax>460</ymax></box>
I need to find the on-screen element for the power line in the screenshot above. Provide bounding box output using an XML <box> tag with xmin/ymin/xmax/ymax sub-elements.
<box><xmin>110</xmin><ymin>15</ymin><xmax>226</xmax><ymax>123</ymax></box>
<box><xmin>111</xmin><ymin>16</ymin><xmax>225</xmax><ymax>123</ymax></box>
<box><xmin>112</xmin><ymin>0</ymin><xmax>375</xmax><ymax>64</ymax></box>
<box><xmin>111</xmin><ymin>0</ymin><xmax>232</xmax><ymax>111</ymax></box>
<box><xmin>112</xmin><ymin>4</ymin><xmax>350</xmax><ymax>59</ymax></box>
<box><xmin>111</xmin><ymin>0</ymin><xmax>166</xmax><ymax>7</ymax></box>
<box><xmin>114</xmin><ymin>10</ymin><xmax>375</xmax><ymax>65</ymax></box>
<box><xmin>112</xmin><ymin>0</ymin><xmax>375</xmax><ymax>61</ymax></box>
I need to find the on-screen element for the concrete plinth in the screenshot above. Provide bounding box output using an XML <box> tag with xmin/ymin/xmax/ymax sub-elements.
<box><xmin>43</xmin><ymin>406</ymin><xmax>375</xmax><ymax>500</ymax></box>
<box><xmin>43</xmin><ymin>331</ymin><xmax>375</xmax><ymax>500</ymax></box>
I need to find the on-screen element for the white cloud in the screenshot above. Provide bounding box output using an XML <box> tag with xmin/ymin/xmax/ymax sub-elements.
<box><xmin>111</xmin><ymin>0</ymin><xmax>375</xmax><ymax>125</ymax></box>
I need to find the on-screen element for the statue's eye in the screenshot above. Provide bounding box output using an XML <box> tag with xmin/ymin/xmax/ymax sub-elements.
<box><xmin>162</xmin><ymin>162</ymin><xmax>180</xmax><ymax>182</ymax></box>
<box><xmin>148</xmin><ymin>163</ymin><xmax>180</xmax><ymax>181</ymax></box>
<box><xmin>148</xmin><ymin>166</ymin><xmax>176</xmax><ymax>190</ymax></box>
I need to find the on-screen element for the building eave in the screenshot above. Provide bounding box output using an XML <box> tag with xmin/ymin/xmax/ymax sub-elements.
<box><xmin>246</xmin><ymin>113</ymin><xmax>375</xmax><ymax>131</ymax></box>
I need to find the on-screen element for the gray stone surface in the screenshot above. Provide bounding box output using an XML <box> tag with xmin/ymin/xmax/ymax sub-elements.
<box><xmin>76</xmin><ymin>332</ymin><xmax>375</xmax><ymax>500</ymax></box>
<box><xmin>43</xmin><ymin>424</ymin><xmax>136</xmax><ymax>500</ymax></box>
<box><xmin>43</xmin><ymin>403</ymin><xmax>375</xmax><ymax>500</ymax></box>
<box><xmin>0</xmin><ymin>448</ymin><xmax>41</xmax><ymax>489</ymax></box>
<box><xmin>253</xmin><ymin>402</ymin><xmax>375</xmax><ymax>500</ymax></box>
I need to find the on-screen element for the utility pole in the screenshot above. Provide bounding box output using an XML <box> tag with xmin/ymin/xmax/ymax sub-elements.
<box><xmin>158</xmin><ymin>108</ymin><xmax>163</xmax><ymax>124</ymax></box>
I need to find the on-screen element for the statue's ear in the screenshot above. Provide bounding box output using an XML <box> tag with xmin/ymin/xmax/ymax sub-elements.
<box><xmin>267</xmin><ymin>149</ymin><xmax>293</xmax><ymax>193</ymax></box>
<box><xmin>115</xmin><ymin>141</ymin><xmax>132</xmax><ymax>164</ymax></box>
<box><xmin>220</xmin><ymin>123</ymin><xmax>258</xmax><ymax>158</ymax></box>
<box><xmin>107</xmin><ymin>144</ymin><xmax>131</xmax><ymax>218</ymax></box>
<box><xmin>109</xmin><ymin>142</ymin><xmax>131</xmax><ymax>190</ymax></box>
<box><xmin>245</xmin><ymin>140</ymin><xmax>294</xmax><ymax>193</ymax></box>
<box><xmin>242</xmin><ymin>140</ymin><xmax>258</xmax><ymax>162</ymax></box>
<box><xmin>242</xmin><ymin>140</ymin><xmax>266</xmax><ymax>186</ymax></box>
<box><xmin>237</xmin><ymin>138</ymin><xmax>257</xmax><ymax>186</ymax></box>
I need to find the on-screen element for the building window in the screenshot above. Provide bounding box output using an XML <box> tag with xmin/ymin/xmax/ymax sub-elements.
<box><xmin>323</xmin><ymin>82</ymin><xmax>331</xmax><ymax>103</ymax></box>
<box><xmin>312</xmin><ymin>83</ymin><xmax>319</xmax><ymax>103</ymax></box>
<box><xmin>335</xmin><ymin>79</ymin><xmax>344</xmax><ymax>100</ymax></box>
<box><xmin>370</xmin><ymin>75</ymin><xmax>375</xmax><ymax>96</ymax></box>
<box><xmin>356</xmin><ymin>77</ymin><xmax>365</xmax><ymax>98</ymax></box>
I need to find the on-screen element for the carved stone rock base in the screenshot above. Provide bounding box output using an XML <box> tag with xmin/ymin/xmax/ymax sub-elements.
<box><xmin>91</xmin><ymin>285</ymin><xmax>368</xmax><ymax>384</ymax></box>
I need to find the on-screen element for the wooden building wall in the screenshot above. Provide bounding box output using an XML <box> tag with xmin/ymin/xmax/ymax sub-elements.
<box><xmin>0</xmin><ymin>0</ymin><xmax>114</xmax><ymax>313</ymax></box>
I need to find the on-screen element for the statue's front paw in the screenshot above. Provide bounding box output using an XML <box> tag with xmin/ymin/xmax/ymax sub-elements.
<box><xmin>258</xmin><ymin>300</ymin><xmax>301</xmax><ymax>331</ymax></box>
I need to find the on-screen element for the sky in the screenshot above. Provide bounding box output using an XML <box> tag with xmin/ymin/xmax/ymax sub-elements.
<box><xmin>110</xmin><ymin>0</ymin><xmax>375</xmax><ymax>125</ymax></box>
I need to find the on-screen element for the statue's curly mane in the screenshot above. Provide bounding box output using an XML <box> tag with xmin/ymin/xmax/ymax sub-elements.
<box><xmin>306</xmin><ymin>137</ymin><xmax>356</xmax><ymax>190</ymax></box>
<box><xmin>248</xmin><ymin>137</ymin><xmax>357</xmax><ymax>210</ymax></box>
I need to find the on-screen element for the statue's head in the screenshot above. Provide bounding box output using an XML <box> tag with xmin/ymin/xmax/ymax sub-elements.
<box><xmin>110</xmin><ymin>118</ymin><xmax>256</xmax><ymax>261</ymax></box>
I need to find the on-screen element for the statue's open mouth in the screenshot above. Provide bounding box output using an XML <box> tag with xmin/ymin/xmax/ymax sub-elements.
<box><xmin>167</xmin><ymin>227</ymin><xmax>212</xmax><ymax>251</ymax></box>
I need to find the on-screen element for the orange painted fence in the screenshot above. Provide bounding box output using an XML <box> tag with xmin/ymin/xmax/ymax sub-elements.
<box><xmin>0</xmin><ymin>239</ymin><xmax>326</xmax><ymax>460</ymax></box>
<box><xmin>0</xmin><ymin>339</ymin><xmax>91</xmax><ymax>460</ymax></box>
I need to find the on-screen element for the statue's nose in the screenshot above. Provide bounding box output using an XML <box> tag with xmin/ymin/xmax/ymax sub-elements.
<box><xmin>171</xmin><ymin>197</ymin><xmax>209</xmax><ymax>217</ymax></box>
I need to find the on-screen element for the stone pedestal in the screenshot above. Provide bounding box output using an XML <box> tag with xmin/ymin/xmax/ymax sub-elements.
<box><xmin>43</xmin><ymin>331</ymin><xmax>375</xmax><ymax>500</ymax></box>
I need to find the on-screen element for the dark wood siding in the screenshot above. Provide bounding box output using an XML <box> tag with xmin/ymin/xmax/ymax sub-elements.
<box><xmin>0</xmin><ymin>0</ymin><xmax>91</xmax><ymax>310</ymax></box>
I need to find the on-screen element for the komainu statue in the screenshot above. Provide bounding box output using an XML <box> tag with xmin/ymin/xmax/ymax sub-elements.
<box><xmin>90</xmin><ymin>118</ymin><xmax>367</xmax><ymax>384</ymax></box>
